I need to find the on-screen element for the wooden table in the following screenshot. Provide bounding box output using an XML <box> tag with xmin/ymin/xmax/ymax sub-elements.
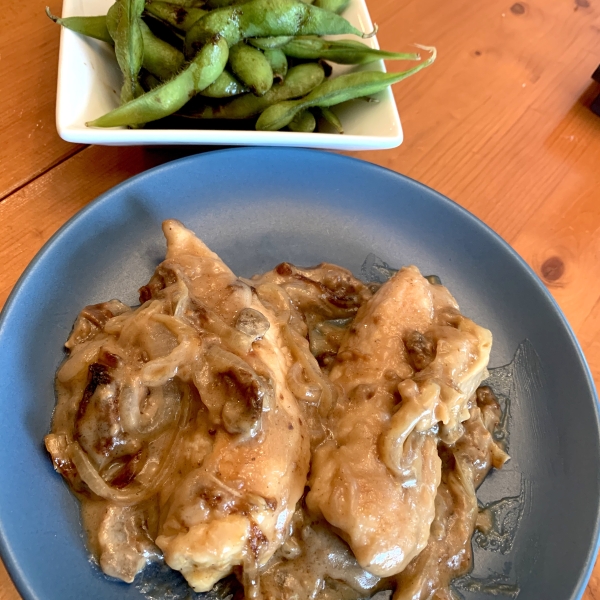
<box><xmin>2</xmin><ymin>0</ymin><xmax>600</xmax><ymax>597</ymax></box>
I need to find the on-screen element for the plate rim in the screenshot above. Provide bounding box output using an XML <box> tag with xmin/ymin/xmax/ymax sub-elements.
<box><xmin>0</xmin><ymin>147</ymin><xmax>598</xmax><ymax>600</ymax></box>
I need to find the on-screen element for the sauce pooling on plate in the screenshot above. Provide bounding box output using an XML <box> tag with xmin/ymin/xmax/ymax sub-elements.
<box><xmin>45</xmin><ymin>220</ymin><xmax>508</xmax><ymax>599</ymax></box>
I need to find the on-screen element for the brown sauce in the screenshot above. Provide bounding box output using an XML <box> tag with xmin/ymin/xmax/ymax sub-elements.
<box><xmin>45</xmin><ymin>221</ymin><xmax>508</xmax><ymax>600</ymax></box>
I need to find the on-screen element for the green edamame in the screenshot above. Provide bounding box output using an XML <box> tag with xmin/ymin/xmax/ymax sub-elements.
<box><xmin>318</xmin><ymin>106</ymin><xmax>343</xmax><ymax>133</ymax></box>
<box><xmin>140</xmin><ymin>70</ymin><xmax>162</xmax><ymax>90</ymax></box>
<box><xmin>45</xmin><ymin>8</ymin><xmax>113</xmax><ymax>44</ymax></box>
<box><xmin>185</xmin><ymin>0</ymin><xmax>374</xmax><ymax>55</ymax></box>
<box><xmin>200</xmin><ymin>70</ymin><xmax>248</xmax><ymax>96</ymax></box>
<box><xmin>107</xmin><ymin>5</ymin><xmax>185</xmax><ymax>82</ymax></box>
<box><xmin>144</xmin><ymin>1</ymin><xmax>207</xmax><ymax>32</ymax></box>
<box><xmin>140</xmin><ymin>20</ymin><xmax>185</xmax><ymax>79</ymax></box>
<box><xmin>106</xmin><ymin>1</ymin><xmax>119</xmax><ymax>35</ymax></box>
<box><xmin>109</xmin><ymin>0</ymin><xmax>146</xmax><ymax>103</ymax></box>
<box><xmin>256</xmin><ymin>46</ymin><xmax>436</xmax><ymax>130</ymax></box>
<box><xmin>288</xmin><ymin>109</ymin><xmax>316</xmax><ymax>132</ymax></box>
<box><xmin>229</xmin><ymin>42</ymin><xmax>273</xmax><ymax>95</ymax></box>
<box><xmin>280</xmin><ymin>37</ymin><xmax>420</xmax><ymax>65</ymax></box>
<box><xmin>314</xmin><ymin>0</ymin><xmax>349</xmax><ymax>13</ymax></box>
<box><xmin>49</xmin><ymin>0</ymin><xmax>437</xmax><ymax>135</ymax></box>
<box><xmin>248</xmin><ymin>36</ymin><xmax>293</xmax><ymax>49</ymax></box>
<box><xmin>87</xmin><ymin>35</ymin><xmax>229</xmax><ymax>127</ymax></box>
<box><xmin>263</xmin><ymin>48</ymin><xmax>287</xmax><ymax>81</ymax></box>
<box><xmin>180</xmin><ymin>62</ymin><xmax>324</xmax><ymax>119</ymax></box>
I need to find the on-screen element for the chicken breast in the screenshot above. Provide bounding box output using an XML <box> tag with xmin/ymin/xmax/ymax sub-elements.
<box><xmin>306</xmin><ymin>266</ymin><xmax>491</xmax><ymax>577</ymax></box>
<box><xmin>46</xmin><ymin>223</ymin><xmax>501</xmax><ymax>598</ymax></box>
<box><xmin>150</xmin><ymin>221</ymin><xmax>310</xmax><ymax>593</ymax></box>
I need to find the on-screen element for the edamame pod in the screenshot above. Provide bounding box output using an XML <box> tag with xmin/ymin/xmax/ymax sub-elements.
<box><xmin>256</xmin><ymin>46</ymin><xmax>436</xmax><ymax>130</ymax></box>
<box><xmin>140</xmin><ymin>70</ymin><xmax>162</xmax><ymax>90</ymax></box>
<box><xmin>88</xmin><ymin>35</ymin><xmax>229</xmax><ymax>127</ymax></box>
<box><xmin>263</xmin><ymin>47</ymin><xmax>288</xmax><ymax>81</ymax></box>
<box><xmin>200</xmin><ymin>70</ymin><xmax>249</xmax><ymax>96</ymax></box>
<box><xmin>288</xmin><ymin>109</ymin><xmax>316</xmax><ymax>132</ymax></box>
<box><xmin>45</xmin><ymin>9</ymin><xmax>113</xmax><ymax>44</ymax></box>
<box><xmin>108</xmin><ymin>7</ymin><xmax>186</xmax><ymax>81</ymax></box>
<box><xmin>314</xmin><ymin>0</ymin><xmax>349</xmax><ymax>13</ymax></box>
<box><xmin>185</xmin><ymin>0</ymin><xmax>374</xmax><ymax>55</ymax></box>
<box><xmin>111</xmin><ymin>0</ymin><xmax>146</xmax><ymax>103</ymax></box>
<box><xmin>248</xmin><ymin>36</ymin><xmax>293</xmax><ymax>49</ymax></box>
<box><xmin>229</xmin><ymin>42</ymin><xmax>273</xmax><ymax>95</ymax></box>
<box><xmin>106</xmin><ymin>1</ymin><xmax>119</xmax><ymax>35</ymax></box>
<box><xmin>140</xmin><ymin>20</ymin><xmax>185</xmax><ymax>79</ymax></box>
<box><xmin>144</xmin><ymin>1</ymin><xmax>207</xmax><ymax>32</ymax></box>
<box><xmin>318</xmin><ymin>106</ymin><xmax>343</xmax><ymax>133</ymax></box>
<box><xmin>180</xmin><ymin>62</ymin><xmax>325</xmax><ymax>119</ymax></box>
<box><xmin>280</xmin><ymin>37</ymin><xmax>420</xmax><ymax>64</ymax></box>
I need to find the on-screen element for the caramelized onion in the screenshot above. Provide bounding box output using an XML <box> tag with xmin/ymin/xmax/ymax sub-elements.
<box><xmin>255</xmin><ymin>282</ymin><xmax>336</xmax><ymax>416</ymax></box>
<box><xmin>284</xmin><ymin>324</ymin><xmax>334</xmax><ymax>417</ymax></box>
<box><xmin>70</xmin><ymin>442</ymin><xmax>151</xmax><ymax>504</ymax></box>
<box><xmin>286</xmin><ymin>363</ymin><xmax>322</xmax><ymax>403</ymax></box>
<box><xmin>490</xmin><ymin>441</ymin><xmax>510</xmax><ymax>469</ymax></box>
<box><xmin>70</xmin><ymin>426</ymin><xmax>183</xmax><ymax>505</ymax></box>
<box><xmin>194</xmin><ymin>346</ymin><xmax>273</xmax><ymax>437</ymax></box>
<box><xmin>70</xmin><ymin>384</ymin><xmax>190</xmax><ymax>505</ymax></box>
<box><xmin>120</xmin><ymin>379</ymin><xmax>181</xmax><ymax>437</ymax></box>
<box><xmin>379</xmin><ymin>380</ymin><xmax>441</xmax><ymax>478</ymax></box>
<box><xmin>57</xmin><ymin>339</ymin><xmax>105</xmax><ymax>383</ymax></box>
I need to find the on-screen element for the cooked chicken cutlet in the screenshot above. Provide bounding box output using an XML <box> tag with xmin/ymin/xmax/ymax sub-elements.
<box><xmin>46</xmin><ymin>223</ymin><xmax>504</xmax><ymax>600</ymax></box>
<box><xmin>149</xmin><ymin>221</ymin><xmax>310</xmax><ymax>593</ymax></box>
<box><xmin>307</xmin><ymin>266</ymin><xmax>492</xmax><ymax>577</ymax></box>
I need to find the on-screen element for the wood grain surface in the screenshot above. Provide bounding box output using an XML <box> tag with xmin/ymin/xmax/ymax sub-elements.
<box><xmin>1</xmin><ymin>0</ymin><xmax>599</xmax><ymax>598</ymax></box>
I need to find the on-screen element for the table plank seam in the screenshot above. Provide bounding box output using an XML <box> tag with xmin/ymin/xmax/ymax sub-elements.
<box><xmin>0</xmin><ymin>145</ymin><xmax>87</xmax><ymax>204</ymax></box>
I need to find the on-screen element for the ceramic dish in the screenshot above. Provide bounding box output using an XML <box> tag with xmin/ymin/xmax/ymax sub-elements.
<box><xmin>55</xmin><ymin>0</ymin><xmax>404</xmax><ymax>149</ymax></box>
<box><xmin>0</xmin><ymin>149</ymin><xmax>599</xmax><ymax>600</ymax></box>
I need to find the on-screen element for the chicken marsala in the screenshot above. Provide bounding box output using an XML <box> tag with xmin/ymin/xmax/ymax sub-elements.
<box><xmin>45</xmin><ymin>221</ymin><xmax>508</xmax><ymax>599</ymax></box>
<box><xmin>307</xmin><ymin>266</ymin><xmax>493</xmax><ymax>576</ymax></box>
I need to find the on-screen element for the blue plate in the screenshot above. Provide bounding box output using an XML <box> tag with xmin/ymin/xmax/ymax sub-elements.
<box><xmin>0</xmin><ymin>148</ymin><xmax>598</xmax><ymax>600</ymax></box>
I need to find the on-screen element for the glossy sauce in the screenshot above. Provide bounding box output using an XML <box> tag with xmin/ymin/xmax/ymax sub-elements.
<box><xmin>45</xmin><ymin>222</ymin><xmax>507</xmax><ymax>600</ymax></box>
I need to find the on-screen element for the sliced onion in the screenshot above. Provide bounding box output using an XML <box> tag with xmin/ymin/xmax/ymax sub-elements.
<box><xmin>380</xmin><ymin>400</ymin><xmax>431</xmax><ymax>478</ymax></box>
<box><xmin>255</xmin><ymin>282</ymin><xmax>336</xmax><ymax>415</ymax></box>
<box><xmin>117</xmin><ymin>300</ymin><xmax>163</xmax><ymax>348</ymax></box>
<box><xmin>140</xmin><ymin>339</ymin><xmax>199</xmax><ymax>386</ymax></box>
<box><xmin>70</xmin><ymin>379</ymin><xmax>190</xmax><ymax>504</ymax></box>
<box><xmin>119</xmin><ymin>381</ymin><xmax>145</xmax><ymax>434</ymax></box>
<box><xmin>283</xmin><ymin>324</ymin><xmax>335</xmax><ymax>417</ymax></box>
<box><xmin>57</xmin><ymin>339</ymin><xmax>105</xmax><ymax>383</ymax></box>
<box><xmin>195</xmin><ymin>346</ymin><xmax>272</xmax><ymax>437</ymax></box>
<box><xmin>254</xmin><ymin>283</ymin><xmax>292</xmax><ymax>326</ymax></box>
<box><xmin>172</xmin><ymin>279</ymin><xmax>190</xmax><ymax>319</ymax></box>
<box><xmin>70</xmin><ymin>441</ymin><xmax>149</xmax><ymax>504</ymax></box>
<box><xmin>490</xmin><ymin>441</ymin><xmax>510</xmax><ymax>469</ymax></box>
<box><xmin>120</xmin><ymin>379</ymin><xmax>181</xmax><ymax>437</ymax></box>
<box><xmin>286</xmin><ymin>362</ymin><xmax>321</xmax><ymax>404</ymax></box>
<box><xmin>159</xmin><ymin>284</ymin><xmax>254</xmax><ymax>355</ymax></box>
<box><xmin>71</xmin><ymin>406</ymin><xmax>185</xmax><ymax>505</ymax></box>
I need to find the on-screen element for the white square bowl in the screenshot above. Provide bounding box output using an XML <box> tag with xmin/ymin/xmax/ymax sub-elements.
<box><xmin>56</xmin><ymin>0</ymin><xmax>403</xmax><ymax>149</ymax></box>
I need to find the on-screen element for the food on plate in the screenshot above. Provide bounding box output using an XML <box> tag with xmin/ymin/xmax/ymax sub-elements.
<box><xmin>46</xmin><ymin>0</ymin><xmax>435</xmax><ymax>131</ymax></box>
<box><xmin>45</xmin><ymin>220</ymin><xmax>509</xmax><ymax>599</ymax></box>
